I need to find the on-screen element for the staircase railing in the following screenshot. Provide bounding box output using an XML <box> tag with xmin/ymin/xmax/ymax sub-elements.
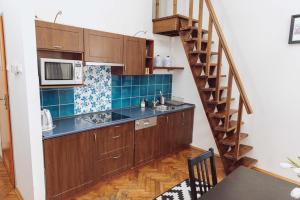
<box><xmin>195</xmin><ymin>0</ymin><xmax>253</xmax><ymax>160</ymax></box>
<box><xmin>202</xmin><ymin>0</ymin><xmax>253</xmax><ymax>115</ymax></box>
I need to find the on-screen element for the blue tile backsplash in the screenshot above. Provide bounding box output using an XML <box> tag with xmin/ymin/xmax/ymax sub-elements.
<box><xmin>40</xmin><ymin>88</ymin><xmax>75</xmax><ymax>119</ymax></box>
<box><xmin>111</xmin><ymin>74</ymin><xmax>172</xmax><ymax>109</ymax></box>
<box><xmin>40</xmin><ymin>65</ymin><xmax>172</xmax><ymax>119</ymax></box>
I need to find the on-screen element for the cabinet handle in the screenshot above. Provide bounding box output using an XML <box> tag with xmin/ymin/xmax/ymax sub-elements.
<box><xmin>53</xmin><ymin>45</ymin><xmax>62</xmax><ymax>49</ymax></box>
<box><xmin>166</xmin><ymin>116</ymin><xmax>169</xmax><ymax>123</ymax></box>
<box><xmin>93</xmin><ymin>133</ymin><xmax>97</xmax><ymax>142</ymax></box>
<box><xmin>114</xmin><ymin>125</ymin><xmax>121</xmax><ymax>128</ymax></box>
<box><xmin>112</xmin><ymin>155</ymin><xmax>121</xmax><ymax>159</ymax></box>
<box><xmin>112</xmin><ymin>135</ymin><xmax>121</xmax><ymax>139</ymax></box>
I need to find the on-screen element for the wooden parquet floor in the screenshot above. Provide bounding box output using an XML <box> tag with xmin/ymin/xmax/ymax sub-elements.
<box><xmin>0</xmin><ymin>160</ymin><xmax>19</xmax><ymax>200</ymax></box>
<box><xmin>0</xmin><ymin>147</ymin><xmax>225</xmax><ymax>200</ymax></box>
<box><xmin>72</xmin><ymin>147</ymin><xmax>225</xmax><ymax>200</ymax></box>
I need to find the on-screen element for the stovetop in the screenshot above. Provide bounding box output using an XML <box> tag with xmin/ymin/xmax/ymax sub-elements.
<box><xmin>82</xmin><ymin>112</ymin><xmax>130</xmax><ymax>124</ymax></box>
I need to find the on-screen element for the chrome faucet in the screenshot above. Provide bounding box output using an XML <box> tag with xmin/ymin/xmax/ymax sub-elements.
<box><xmin>152</xmin><ymin>98</ymin><xmax>159</xmax><ymax>108</ymax></box>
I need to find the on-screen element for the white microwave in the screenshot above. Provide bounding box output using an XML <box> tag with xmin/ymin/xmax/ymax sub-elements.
<box><xmin>39</xmin><ymin>58</ymin><xmax>83</xmax><ymax>86</ymax></box>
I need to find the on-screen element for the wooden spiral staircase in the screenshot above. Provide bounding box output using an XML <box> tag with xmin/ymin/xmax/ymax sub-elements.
<box><xmin>153</xmin><ymin>0</ymin><xmax>257</xmax><ymax>174</ymax></box>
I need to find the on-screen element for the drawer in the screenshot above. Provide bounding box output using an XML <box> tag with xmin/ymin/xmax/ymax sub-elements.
<box><xmin>94</xmin><ymin>122</ymin><xmax>134</xmax><ymax>160</ymax></box>
<box><xmin>94</xmin><ymin>147</ymin><xmax>133</xmax><ymax>180</ymax></box>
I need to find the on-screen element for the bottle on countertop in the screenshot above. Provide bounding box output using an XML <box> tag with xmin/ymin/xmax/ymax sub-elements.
<box><xmin>160</xmin><ymin>91</ymin><xmax>165</xmax><ymax>105</ymax></box>
<box><xmin>140</xmin><ymin>98</ymin><xmax>146</xmax><ymax>108</ymax></box>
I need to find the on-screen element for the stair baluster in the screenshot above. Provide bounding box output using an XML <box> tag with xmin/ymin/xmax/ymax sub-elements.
<box><xmin>155</xmin><ymin>0</ymin><xmax>160</xmax><ymax>19</ymax></box>
<box><xmin>188</xmin><ymin>0</ymin><xmax>194</xmax><ymax>27</ymax></box>
<box><xmin>173</xmin><ymin>0</ymin><xmax>178</xmax><ymax>15</ymax></box>
<box><xmin>215</xmin><ymin>41</ymin><xmax>222</xmax><ymax>101</ymax></box>
<box><xmin>197</xmin><ymin>0</ymin><xmax>204</xmax><ymax>51</ymax></box>
<box><xmin>224</xmin><ymin>70</ymin><xmax>233</xmax><ymax>129</ymax></box>
<box><xmin>235</xmin><ymin>96</ymin><xmax>244</xmax><ymax>159</ymax></box>
<box><xmin>205</xmin><ymin>16</ymin><xmax>213</xmax><ymax>76</ymax></box>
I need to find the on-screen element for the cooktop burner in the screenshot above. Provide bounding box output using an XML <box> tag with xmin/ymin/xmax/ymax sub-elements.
<box><xmin>82</xmin><ymin>112</ymin><xmax>130</xmax><ymax>124</ymax></box>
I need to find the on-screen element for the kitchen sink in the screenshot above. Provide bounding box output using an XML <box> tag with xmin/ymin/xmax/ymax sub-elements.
<box><xmin>154</xmin><ymin>105</ymin><xmax>176</xmax><ymax>112</ymax></box>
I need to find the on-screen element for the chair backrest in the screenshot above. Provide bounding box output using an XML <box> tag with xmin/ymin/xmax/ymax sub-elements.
<box><xmin>187</xmin><ymin>148</ymin><xmax>218</xmax><ymax>200</ymax></box>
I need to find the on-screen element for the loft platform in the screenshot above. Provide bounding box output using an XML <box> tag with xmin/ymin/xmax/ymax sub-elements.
<box><xmin>152</xmin><ymin>14</ymin><xmax>198</xmax><ymax>36</ymax></box>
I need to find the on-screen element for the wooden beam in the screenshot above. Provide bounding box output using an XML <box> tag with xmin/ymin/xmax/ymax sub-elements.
<box><xmin>173</xmin><ymin>0</ymin><xmax>177</xmax><ymax>15</ymax></box>
<box><xmin>188</xmin><ymin>0</ymin><xmax>194</xmax><ymax>27</ymax></box>
<box><xmin>156</xmin><ymin>0</ymin><xmax>160</xmax><ymax>19</ymax></box>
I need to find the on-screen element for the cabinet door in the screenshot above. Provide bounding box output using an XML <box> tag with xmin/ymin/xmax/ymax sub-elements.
<box><xmin>158</xmin><ymin>115</ymin><xmax>172</xmax><ymax>156</ymax></box>
<box><xmin>35</xmin><ymin>20</ymin><xmax>84</xmax><ymax>52</ymax></box>
<box><xmin>43</xmin><ymin>132</ymin><xmax>94</xmax><ymax>200</ymax></box>
<box><xmin>123</xmin><ymin>36</ymin><xmax>146</xmax><ymax>75</ymax></box>
<box><xmin>134</xmin><ymin>126</ymin><xmax>156</xmax><ymax>166</ymax></box>
<box><xmin>94</xmin><ymin>122</ymin><xmax>134</xmax><ymax>160</ymax></box>
<box><xmin>182</xmin><ymin>108</ymin><xmax>194</xmax><ymax>145</ymax></box>
<box><xmin>84</xmin><ymin>29</ymin><xmax>124</xmax><ymax>63</ymax></box>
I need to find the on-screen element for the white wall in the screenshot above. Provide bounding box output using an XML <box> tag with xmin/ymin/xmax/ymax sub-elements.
<box><xmin>0</xmin><ymin>1</ymin><xmax>172</xmax><ymax>199</ymax></box>
<box><xmin>0</xmin><ymin>0</ymin><xmax>45</xmax><ymax>199</ymax></box>
<box><xmin>171</xmin><ymin>0</ymin><xmax>300</xmax><ymax>181</ymax></box>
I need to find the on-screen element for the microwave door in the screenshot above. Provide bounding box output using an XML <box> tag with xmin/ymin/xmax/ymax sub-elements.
<box><xmin>42</xmin><ymin>62</ymin><xmax>75</xmax><ymax>85</ymax></box>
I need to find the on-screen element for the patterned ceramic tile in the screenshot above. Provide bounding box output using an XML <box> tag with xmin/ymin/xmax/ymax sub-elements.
<box><xmin>74</xmin><ymin>65</ymin><xmax>112</xmax><ymax>115</ymax></box>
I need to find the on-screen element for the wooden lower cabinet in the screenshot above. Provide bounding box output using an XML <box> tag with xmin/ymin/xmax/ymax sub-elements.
<box><xmin>93</xmin><ymin>122</ymin><xmax>134</xmax><ymax>180</ymax></box>
<box><xmin>43</xmin><ymin>131</ymin><xmax>94</xmax><ymax>200</ymax></box>
<box><xmin>158</xmin><ymin>108</ymin><xmax>195</xmax><ymax>157</ymax></box>
<box><xmin>43</xmin><ymin>109</ymin><xmax>194</xmax><ymax>199</ymax></box>
<box><xmin>134</xmin><ymin>125</ymin><xmax>157</xmax><ymax>166</ymax></box>
<box><xmin>95</xmin><ymin>147</ymin><xmax>132</xmax><ymax>179</ymax></box>
<box><xmin>157</xmin><ymin>115</ymin><xmax>173</xmax><ymax>156</ymax></box>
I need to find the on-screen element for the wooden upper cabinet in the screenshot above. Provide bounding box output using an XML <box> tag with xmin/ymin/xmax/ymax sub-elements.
<box><xmin>35</xmin><ymin>20</ymin><xmax>84</xmax><ymax>52</ymax></box>
<box><xmin>84</xmin><ymin>29</ymin><xmax>124</xmax><ymax>63</ymax></box>
<box><xmin>123</xmin><ymin>36</ymin><xmax>146</xmax><ymax>75</ymax></box>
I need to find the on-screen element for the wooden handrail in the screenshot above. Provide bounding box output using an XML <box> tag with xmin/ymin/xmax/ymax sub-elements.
<box><xmin>205</xmin><ymin>0</ymin><xmax>253</xmax><ymax>114</ymax></box>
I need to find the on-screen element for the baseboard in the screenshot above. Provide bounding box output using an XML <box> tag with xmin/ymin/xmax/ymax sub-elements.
<box><xmin>190</xmin><ymin>145</ymin><xmax>300</xmax><ymax>186</ymax></box>
<box><xmin>15</xmin><ymin>188</ymin><xmax>23</xmax><ymax>200</ymax></box>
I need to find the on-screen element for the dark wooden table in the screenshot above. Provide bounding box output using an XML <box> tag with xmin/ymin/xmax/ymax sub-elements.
<box><xmin>200</xmin><ymin>166</ymin><xmax>297</xmax><ymax>200</ymax></box>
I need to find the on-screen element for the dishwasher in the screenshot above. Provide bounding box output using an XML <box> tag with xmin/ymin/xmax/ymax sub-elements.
<box><xmin>134</xmin><ymin>117</ymin><xmax>157</xmax><ymax>166</ymax></box>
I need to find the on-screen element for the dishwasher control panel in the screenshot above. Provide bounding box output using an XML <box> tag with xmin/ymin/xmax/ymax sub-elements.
<box><xmin>135</xmin><ymin>117</ymin><xmax>157</xmax><ymax>130</ymax></box>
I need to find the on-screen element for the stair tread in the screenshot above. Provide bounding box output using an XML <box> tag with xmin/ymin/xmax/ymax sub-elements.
<box><xmin>180</xmin><ymin>26</ymin><xmax>208</xmax><ymax>33</ymax></box>
<box><xmin>185</xmin><ymin>38</ymin><xmax>214</xmax><ymax>43</ymax></box>
<box><xmin>209</xmin><ymin>109</ymin><xmax>238</xmax><ymax>118</ymax></box>
<box><xmin>220</xmin><ymin>133</ymin><xmax>249</xmax><ymax>146</ymax></box>
<box><xmin>199</xmin><ymin>75</ymin><xmax>226</xmax><ymax>79</ymax></box>
<box><xmin>200</xmin><ymin>86</ymin><xmax>227</xmax><ymax>92</ymax></box>
<box><xmin>237</xmin><ymin>157</ymin><xmax>258</xmax><ymax>168</ymax></box>
<box><xmin>206</xmin><ymin>97</ymin><xmax>235</xmax><ymax>105</ymax></box>
<box><xmin>214</xmin><ymin>120</ymin><xmax>244</xmax><ymax>132</ymax></box>
<box><xmin>193</xmin><ymin>63</ymin><xmax>218</xmax><ymax>67</ymax></box>
<box><xmin>224</xmin><ymin>144</ymin><xmax>253</xmax><ymax>160</ymax></box>
<box><xmin>190</xmin><ymin>50</ymin><xmax>218</xmax><ymax>55</ymax></box>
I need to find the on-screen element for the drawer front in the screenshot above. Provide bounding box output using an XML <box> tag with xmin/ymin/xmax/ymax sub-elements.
<box><xmin>95</xmin><ymin>147</ymin><xmax>132</xmax><ymax>179</ymax></box>
<box><xmin>95</xmin><ymin>122</ymin><xmax>134</xmax><ymax>160</ymax></box>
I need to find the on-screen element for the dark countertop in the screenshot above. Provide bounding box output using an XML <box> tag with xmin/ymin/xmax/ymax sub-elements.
<box><xmin>43</xmin><ymin>103</ymin><xmax>195</xmax><ymax>140</ymax></box>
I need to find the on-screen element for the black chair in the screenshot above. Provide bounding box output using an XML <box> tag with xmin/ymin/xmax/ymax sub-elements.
<box><xmin>187</xmin><ymin>148</ymin><xmax>218</xmax><ymax>200</ymax></box>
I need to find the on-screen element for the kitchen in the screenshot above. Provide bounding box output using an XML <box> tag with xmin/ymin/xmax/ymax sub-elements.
<box><xmin>37</xmin><ymin>20</ymin><xmax>195</xmax><ymax>199</ymax></box>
